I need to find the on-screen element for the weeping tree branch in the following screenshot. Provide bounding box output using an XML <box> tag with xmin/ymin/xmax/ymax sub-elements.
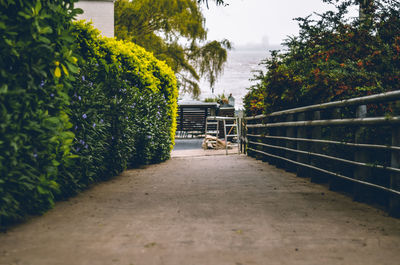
<box><xmin>176</xmin><ymin>73</ymin><xmax>201</xmax><ymax>98</ymax></box>
<box><xmin>115</xmin><ymin>0</ymin><xmax>231</xmax><ymax>98</ymax></box>
<box><xmin>190</xmin><ymin>39</ymin><xmax>232</xmax><ymax>89</ymax></box>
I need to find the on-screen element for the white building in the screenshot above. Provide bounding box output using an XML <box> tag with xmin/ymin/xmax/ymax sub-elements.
<box><xmin>75</xmin><ymin>0</ymin><xmax>115</xmax><ymax>38</ymax></box>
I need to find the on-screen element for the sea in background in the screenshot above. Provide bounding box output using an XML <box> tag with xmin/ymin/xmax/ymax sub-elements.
<box><xmin>180</xmin><ymin>50</ymin><xmax>270</xmax><ymax>110</ymax></box>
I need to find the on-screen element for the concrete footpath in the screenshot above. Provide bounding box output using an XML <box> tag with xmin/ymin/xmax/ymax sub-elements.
<box><xmin>1</xmin><ymin>152</ymin><xmax>400</xmax><ymax>265</ymax></box>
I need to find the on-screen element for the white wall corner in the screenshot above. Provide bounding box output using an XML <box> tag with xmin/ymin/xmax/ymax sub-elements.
<box><xmin>75</xmin><ymin>0</ymin><xmax>115</xmax><ymax>38</ymax></box>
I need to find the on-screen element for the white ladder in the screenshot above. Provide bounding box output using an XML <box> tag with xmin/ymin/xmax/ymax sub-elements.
<box><xmin>222</xmin><ymin>117</ymin><xmax>239</xmax><ymax>155</ymax></box>
<box><xmin>205</xmin><ymin>116</ymin><xmax>240</xmax><ymax>154</ymax></box>
<box><xmin>205</xmin><ymin>116</ymin><xmax>219</xmax><ymax>138</ymax></box>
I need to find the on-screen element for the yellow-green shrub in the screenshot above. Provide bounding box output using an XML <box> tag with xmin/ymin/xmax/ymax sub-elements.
<box><xmin>57</xmin><ymin>21</ymin><xmax>178</xmax><ymax>195</ymax></box>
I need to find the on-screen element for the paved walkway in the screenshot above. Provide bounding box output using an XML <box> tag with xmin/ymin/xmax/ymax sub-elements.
<box><xmin>1</xmin><ymin>152</ymin><xmax>400</xmax><ymax>265</ymax></box>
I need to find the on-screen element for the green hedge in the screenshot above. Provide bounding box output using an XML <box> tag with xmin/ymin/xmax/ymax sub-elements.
<box><xmin>59</xmin><ymin>21</ymin><xmax>178</xmax><ymax>197</ymax></box>
<box><xmin>0</xmin><ymin>2</ymin><xmax>177</xmax><ymax>227</ymax></box>
<box><xmin>0</xmin><ymin>0</ymin><xmax>80</xmax><ymax>226</ymax></box>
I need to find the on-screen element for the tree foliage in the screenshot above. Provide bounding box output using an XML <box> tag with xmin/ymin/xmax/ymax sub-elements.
<box><xmin>245</xmin><ymin>0</ymin><xmax>400</xmax><ymax>115</ymax></box>
<box><xmin>115</xmin><ymin>0</ymin><xmax>231</xmax><ymax>97</ymax></box>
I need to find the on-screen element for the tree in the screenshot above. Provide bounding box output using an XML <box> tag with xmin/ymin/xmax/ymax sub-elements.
<box><xmin>358</xmin><ymin>0</ymin><xmax>373</xmax><ymax>19</ymax></box>
<box><xmin>115</xmin><ymin>0</ymin><xmax>231</xmax><ymax>97</ymax></box>
<box><xmin>245</xmin><ymin>0</ymin><xmax>400</xmax><ymax>114</ymax></box>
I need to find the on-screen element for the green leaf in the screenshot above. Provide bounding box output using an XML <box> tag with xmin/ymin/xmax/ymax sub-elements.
<box><xmin>0</xmin><ymin>84</ymin><xmax>8</xmax><ymax>94</ymax></box>
<box><xmin>17</xmin><ymin>11</ymin><xmax>31</xmax><ymax>19</ymax></box>
<box><xmin>35</xmin><ymin>0</ymin><xmax>42</xmax><ymax>13</ymax></box>
<box><xmin>65</xmin><ymin>61</ymin><xmax>79</xmax><ymax>74</ymax></box>
<box><xmin>61</xmin><ymin>64</ymin><xmax>69</xmax><ymax>76</ymax></box>
<box><xmin>60</xmin><ymin>34</ymin><xmax>74</xmax><ymax>42</ymax></box>
<box><xmin>43</xmin><ymin>117</ymin><xmax>61</xmax><ymax>130</ymax></box>
<box><xmin>37</xmin><ymin>186</ymin><xmax>47</xmax><ymax>195</ymax></box>
<box><xmin>39</xmin><ymin>26</ymin><xmax>52</xmax><ymax>35</ymax></box>
<box><xmin>38</xmin><ymin>36</ymin><xmax>51</xmax><ymax>44</ymax></box>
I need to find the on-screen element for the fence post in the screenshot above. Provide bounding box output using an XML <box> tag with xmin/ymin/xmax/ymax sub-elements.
<box><xmin>285</xmin><ymin>114</ymin><xmax>296</xmax><ymax>172</ymax></box>
<box><xmin>266</xmin><ymin>117</ymin><xmax>279</xmax><ymax>166</ymax></box>
<box><xmin>257</xmin><ymin>116</ymin><xmax>266</xmax><ymax>162</ymax></box>
<box><xmin>245</xmin><ymin>118</ymin><xmax>252</xmax><ymax>157</ymax></box>
<box><xmin>310</xmin><ymin>111</ymin><xmax>325</xmax><ymax>183</ymax></box>
<box><xmin>329</xmin><ymin>108</ymin><xmax>348</xmax><ymax>191</ymax></box>
<box><xmin>275</xmin><ymin>115</ymin><xmax>285</xmax><ymax>169</ymax></box>
<box><xmin>297</xmin><ymin>112</ymin><xmax>308</xmax><ymax>177</ymax></box>
<box><xmin>254</xmin><ymin>118</ymin><xmax>263</xmax><ymax>160</ymax></box>
<box><xmin>390</xmin><ymin>101</ymin><xmax>400</xmax><ymax>217</ymax></box>
<box><xmin>242</xmin><ymin>118</ymin><xmax>247</xmax><ymax>154</ymax></box>
<box><xmin>353</xmin><ymin>105</ymin><xmax>373</xmax><ymax>202</ymax></box>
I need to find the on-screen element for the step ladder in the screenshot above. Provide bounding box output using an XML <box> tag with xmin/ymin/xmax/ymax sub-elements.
<box><xmin>205</xmin><ymin>116</ymin><xmax>240</xmax><ymax>155</ymax></box>
<box><xmin>205</xmin><ymin>117</ymin><xmax>219</xmax><ymax>138</ymax></box>
<box><xmin>222</xmin><ymin>117</ymin><xmax>239</xmax><ymax>155</ymax></box>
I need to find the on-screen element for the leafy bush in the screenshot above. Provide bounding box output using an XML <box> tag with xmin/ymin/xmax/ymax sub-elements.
<box><xmin>0</xmin><ymin>0</ymin><xmax>81</xmax><ymax>225</ymax></box>
<box><xmin>0</xmin><ymin>4</ymin><xmax>177</xmax><ymax>227</ymax></box>
<box><xmin>245</xmin><ymin>0</ymin><xmax>400</xmax><ymax>114</ymax></box>
<box><xmin>243</xmin><ymin>85</ymin><xmax>265</xmax><ymax>116</ymax></box>
<box><xmin>70</xmin><ymin>21</ymin><xmax>177</xmax><ymax>171</ymax></box>
<box><xmin>59</xmin><ymin>22</ymin><xmax>178</xmax><ymax>196</ymax></box>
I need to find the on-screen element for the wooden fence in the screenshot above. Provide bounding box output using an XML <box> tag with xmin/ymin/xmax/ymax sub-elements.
<box><xmin>244</xmin><ymin>90</ymin><xmax>400</xmax><ymax>217</ymax></box>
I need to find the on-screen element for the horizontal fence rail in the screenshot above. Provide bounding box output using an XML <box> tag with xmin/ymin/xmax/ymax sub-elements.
<box><xmin>247</xmin><ymin>134</ymin><xmax>400</xmax><ymax>151</ymax></box>
<box><xmin>247</xmin><ymin>140</ymin><xmax>400</xmax><ymax>174</ymax></box>
<box><xmin>246</xmin><ymin>90</ymin><xmax>400</xmax><ymax>119</ymax></box>
<box><xmin>244</xmin><ymin>90</ymin><xmax>400</xmax><ymax>217</ymax></box>
<box><xmin>247</xmin><ymin>147</ymin><xmax>400</xmax><ymax>196</ymax></box>
<box><xmin>246</xmin><ymin>116</ymin><xmax>400</xmax><ymax>128</ymax></box>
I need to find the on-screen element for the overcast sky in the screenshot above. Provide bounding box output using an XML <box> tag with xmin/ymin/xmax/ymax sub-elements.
<box><xmin>202</xmin><ymin>0</ymin><xmax>358</xmax><ymax>50</ymax></box>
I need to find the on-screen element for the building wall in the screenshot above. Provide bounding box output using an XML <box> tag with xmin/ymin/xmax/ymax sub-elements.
<box><xmin>75</xmin><ymin>0</ymin><xmax>115</xmax><ymax>38</ymax></box>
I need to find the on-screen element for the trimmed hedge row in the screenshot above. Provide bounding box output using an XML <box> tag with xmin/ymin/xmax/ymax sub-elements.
<box><xmin>0</xmin><ymin>0</ymin><xmax>81</xmax><ymax>226</ymax></box>
<box><xmin>60</xmin><ymin>21</ymin><xmax>178</xmax><ymax>197</ymax></box>
<box><xmin>0</xmin><ymin>1</ymin><xmax>177</xmax><ymax>226</ymax></box>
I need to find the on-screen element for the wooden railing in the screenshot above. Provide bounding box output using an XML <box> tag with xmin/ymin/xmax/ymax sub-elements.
<box><xmin>244</xmin><ymin>90</ymin><xmax>400</xmax><ymax>217</ymax></box>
